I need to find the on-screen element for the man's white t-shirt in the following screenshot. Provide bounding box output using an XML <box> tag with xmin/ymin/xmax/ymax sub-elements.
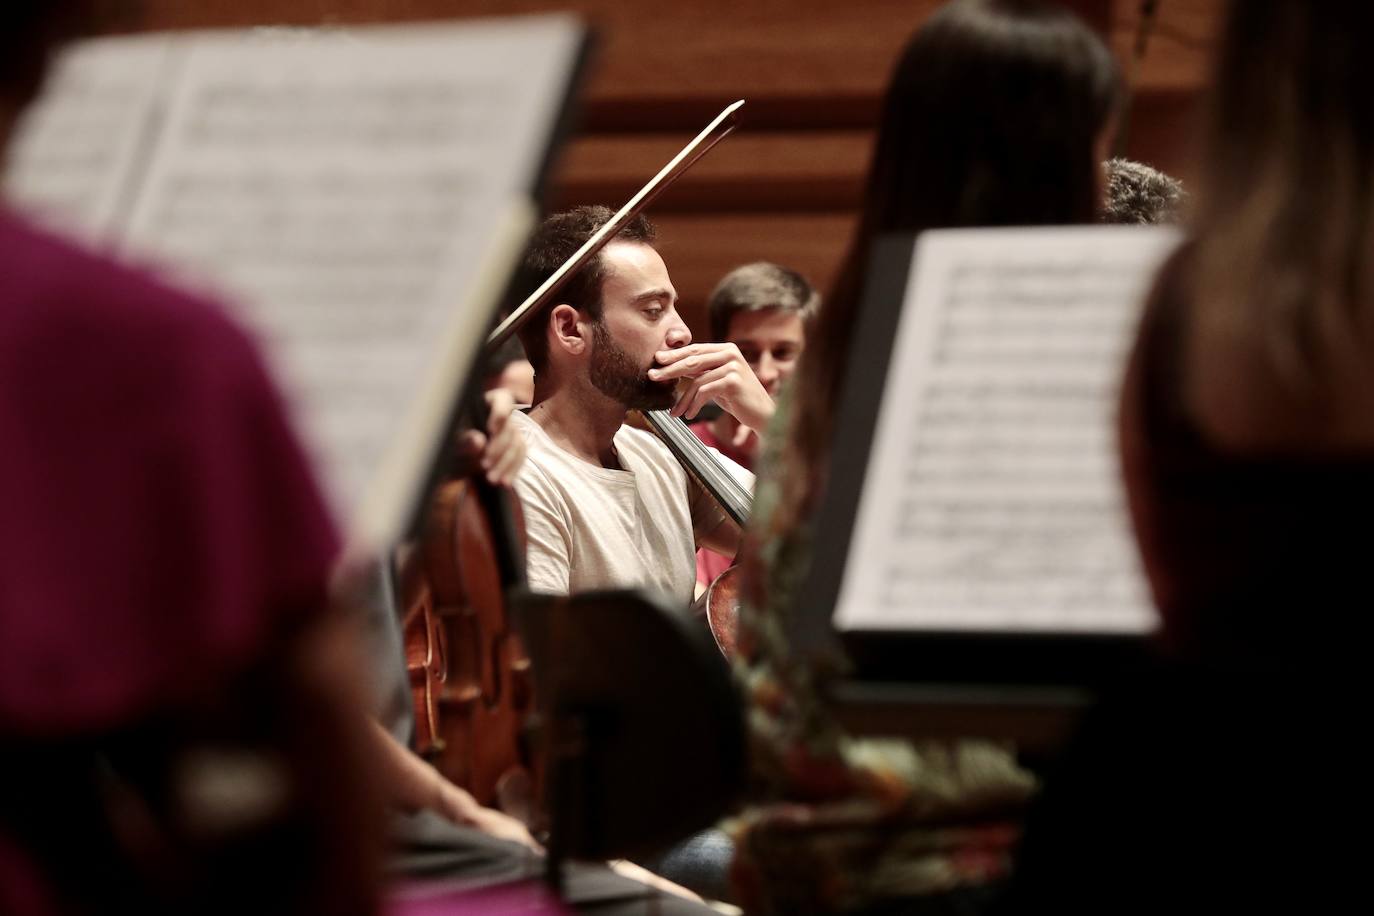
<box><xmin>509</xmin><ymin>410</ymin><xmax>746</xmax><ymax>607</ymax></box>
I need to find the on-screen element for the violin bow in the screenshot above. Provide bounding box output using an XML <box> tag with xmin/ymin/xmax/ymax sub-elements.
<box><xmin>486</xmin><ymin>100</ymin><xmax>745</xmax><ymax>352</ymax></box>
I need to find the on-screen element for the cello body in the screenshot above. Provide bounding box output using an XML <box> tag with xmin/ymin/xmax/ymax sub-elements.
<box><xmin>399</xmin><ymin>477</ymin><xmax>537</xmax><ymax>812</ymax></box>
<box><xmin>704</xmin><ymin>564</ymin><xmax>742</xmax><ymax>660</ymax></box>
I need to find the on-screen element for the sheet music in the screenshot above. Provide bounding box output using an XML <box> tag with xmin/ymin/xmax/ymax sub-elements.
<box><xmin>833</xmin><ymin>227</ymin><xmax>1179</xmax><ymax>634</ymax></box>
<box><xmin>78</xmin><ymin>17</ymin><xmax>581</xmax><ymax>552</ymax></box>
<box><xmin>3</xmin><ymin>35</ymin><xmax>178</xmax><ymax>243</ymax></box>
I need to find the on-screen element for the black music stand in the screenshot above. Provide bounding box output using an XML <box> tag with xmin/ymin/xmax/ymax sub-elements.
<box><xmin>511</xmin><ymin>588</ymin><xmax>745</xmax><ymax>892</ymax></box>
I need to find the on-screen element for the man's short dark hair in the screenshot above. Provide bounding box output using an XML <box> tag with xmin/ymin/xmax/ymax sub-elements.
<box><xmin>707</xmin><ymin>262</ymin><xmax>820</xmax><ymax>342</ymax></box>
<box><xmin>1102</xmin><ymin>158</ymin><xmax>1188</xmax><ymax>225</ymax></box>
<box><xmin>516</xmin><ymin>205</ymin><xmax>656</xmax><ymax>372</ymax></box>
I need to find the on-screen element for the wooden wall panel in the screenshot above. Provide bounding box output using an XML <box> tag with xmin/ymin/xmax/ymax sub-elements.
<box><xmin>653</xmin><ymin>213</ymin><xmax>855</xmax><ymax>333</ymax></box>
<box><xmin>551</xmin><ymin>132</ymin><xmax>870</xmax><ymax>213</ymax></box>
<box><xmin>115</xmin><ymin>0</ymin><xmax>1221</xmax><ymax>335</ymax></box>
<box><xmin>1111</xmin><ymin>0</ymin><xmax>1225</xmax><ymax>185</ymax></box>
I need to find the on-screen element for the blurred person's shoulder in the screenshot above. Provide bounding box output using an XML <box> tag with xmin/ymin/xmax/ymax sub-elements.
<box><xmin>0</xmin><ymin>208</ymin><xmax>266</xmax><ymax>388</ymax></box>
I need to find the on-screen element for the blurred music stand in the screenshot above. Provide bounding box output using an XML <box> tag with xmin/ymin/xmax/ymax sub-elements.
<box><xmin>512</xmin><ymin>588</ymin><xmax>745</xmax><ymax>893</ymax></box>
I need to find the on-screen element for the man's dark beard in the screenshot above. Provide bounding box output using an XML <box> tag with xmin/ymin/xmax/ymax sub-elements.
<box><xmin>589</xmin><ymin>320</ymin><xmax>677</xmax><ymax>410</ymax></box>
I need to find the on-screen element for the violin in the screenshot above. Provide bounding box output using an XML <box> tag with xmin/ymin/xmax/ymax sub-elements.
<box><xmin>399</xmin><ymin>101</ymin><xmax>749</xmax><ymax>808</ymax></box>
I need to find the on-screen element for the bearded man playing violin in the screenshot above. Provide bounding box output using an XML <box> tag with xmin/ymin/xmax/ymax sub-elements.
<box><xmin>510</xmin><ymin>206</ymin><xmax>769</xmax><ymax>606</ymax></box>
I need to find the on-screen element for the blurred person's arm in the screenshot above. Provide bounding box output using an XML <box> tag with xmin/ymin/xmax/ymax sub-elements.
<box><xmin>453</xmin><ymin>387</ymin><xmax>527</xmax><ymax>486</ymax></box>
<box><xmin>366</xmin><ymin>720</ymin><xmax>540</xmax><ymax>851</ymax></box>
<box><xmin>363</xmin><ymin>386</ymin><xmax>537</xmax><ymax>847</ymax></box>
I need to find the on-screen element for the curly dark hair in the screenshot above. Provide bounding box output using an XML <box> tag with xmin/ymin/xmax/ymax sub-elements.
<box><xmin>1102</xmin><ymin>158</ymin><xmax>1187</xmax><ymax>225</ymax></box>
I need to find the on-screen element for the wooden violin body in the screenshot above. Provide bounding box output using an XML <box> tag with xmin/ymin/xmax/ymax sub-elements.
<box><xmin>400</xmin><ymin>477</ymin><xmax>536</xmax><ymax>811</ymax></box>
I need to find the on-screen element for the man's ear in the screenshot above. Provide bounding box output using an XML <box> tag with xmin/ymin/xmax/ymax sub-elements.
<box><xmin>549</xmin><ymin>303</ymin><xmax>590</xmax><ymax>358</ymax></box>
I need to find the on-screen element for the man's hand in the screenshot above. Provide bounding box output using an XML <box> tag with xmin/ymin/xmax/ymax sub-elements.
<box><xmin>649</xmin><ymin>343</ymin><xmax>775</xmax><ymax>431</ymax></box>
<box><xmin>454</xmin><ymin>388</ymin><xmax>527</xmax><ymax>485</ymax></box>
<box><xmin>729</xmin><ymin>420</ymin><xmax>759</xmax><ymax>452</ymax></box>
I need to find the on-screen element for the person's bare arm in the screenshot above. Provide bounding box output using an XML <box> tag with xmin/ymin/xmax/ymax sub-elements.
<box><xmin>696</xmin><ymin>513</ymin><xmax>744</xmax><ymax>559</ymax></box>
<box><xmin>691</xmin><ymin>451</ymin><xmax>753</xmax><ymax>558</ymax></box>
<box><xmin>367</xmin><ymin>720</ymin><xmax>541</xmax><ymax>851</ymax></box>
<box><xmin>453</xmin><ymin>388</ymin><xmax>527</xmax><ymax>486</ymax></box>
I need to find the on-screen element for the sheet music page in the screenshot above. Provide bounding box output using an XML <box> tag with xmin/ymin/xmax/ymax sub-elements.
<box><xmin>111</xmin><ymin>17</ymin><xmax>582</xmax><ymax>551</ymax></box>
<box><xmin>833</xmin><ymin>226</ymin><xmax>1179</xmax><ymax>634</ymax></box>
<box><xmin>3</xmin><ymin>35</ymin><xmax>179</xmax><ymax>244</ymax></box>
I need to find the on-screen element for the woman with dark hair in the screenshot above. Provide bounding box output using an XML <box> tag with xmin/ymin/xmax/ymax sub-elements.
<box><xmin>1001</xmin><ymin>4</ymin><xmax>1374</xmax><ymax>910</ymax></box>
<box><xmin>1123</xmin><ymin>0</ymin><xmax>1374</xmax><ymax>653</ymax></box>
<box><xmin>731</xmin><ymin>1</ymin><xmax>1121</xmax><ymax>913</ymax></box>
<box><xmin>778</xmin><ymin>0</ymin><xmax>1119</xmax><ymax>538</ymax></box>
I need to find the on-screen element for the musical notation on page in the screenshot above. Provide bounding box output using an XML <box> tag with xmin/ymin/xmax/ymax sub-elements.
<box><xmin>3</xmin><ymin>35</ymin><xmax>177</xmax><ymax>242</ymax></box>
<box><xmin>833</xmin><ymin>226</ymin><xmax>1179</xmax><ymax>635</ymax></box>
<box><xmin>7</xmin><ymin>18</ymin><xmax>586</xmax><ymax>553</ymax></box>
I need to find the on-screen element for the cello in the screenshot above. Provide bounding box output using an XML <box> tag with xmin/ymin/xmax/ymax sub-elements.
<box><xmin>400</xmin><ymin>101</ymin><xmax>751</xmax><ymax>811</ymax></box>
<box><xmin>399</xmin><ymin>459</ymin><xmax>534</xmax><ymax>812</ymax></box>
<box><xmin>638</xmin><ymin>409</ymin><xmax>751</xmax><ymax>659</ymax></box>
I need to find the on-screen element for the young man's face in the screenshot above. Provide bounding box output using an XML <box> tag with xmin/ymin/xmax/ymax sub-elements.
<box><xmin>586</xmin><ymin>240</ymin><xmax>690</xmax><ymax>410</ymax></box>
<box><xmin>726</xmin><ymin>308</ymin><xmax>805</xmax><ymax>397</ymax></box>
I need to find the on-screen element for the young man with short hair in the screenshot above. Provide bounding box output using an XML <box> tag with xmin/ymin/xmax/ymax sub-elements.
<box><xmin>689</xmin><ymin>261</ymin><xmax>817</xmax><ymax>587</ymax></box>
<box><xmin>511</xmin><ymin>206</ymin><xmax>770</xmax><ymax>606</ymax></box>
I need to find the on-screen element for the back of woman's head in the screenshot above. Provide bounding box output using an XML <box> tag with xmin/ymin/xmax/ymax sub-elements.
<box><xmin>1192</xmin><ymin>2</ymin><xmax>1374</xmax><ymax>417</ymax></box>
<box><xmin>766</xmin><ymin>0</ymin><xmax>1120</xmax><ymax>547</ymax></box>
<box><xmin>864</xmin><ymin>0</ymin><xmax>1120</xmax><ymax>237</ymax></box>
